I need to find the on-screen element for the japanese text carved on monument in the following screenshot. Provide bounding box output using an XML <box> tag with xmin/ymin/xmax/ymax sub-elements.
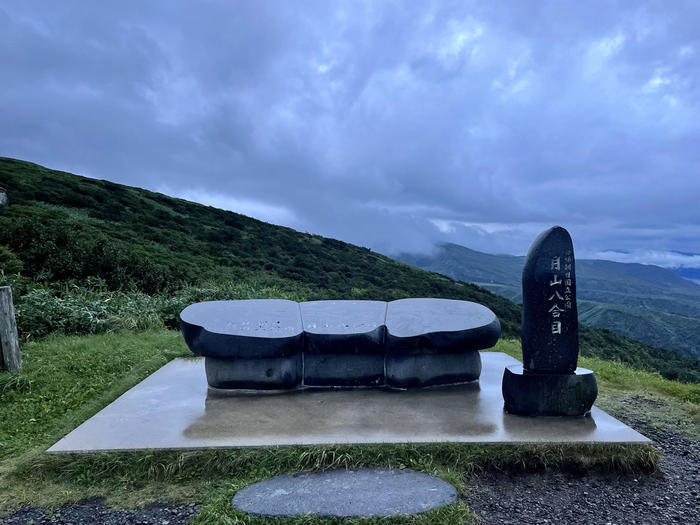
<box><xmin>521</xmin><ymin>226</ymin><xmax>578</xmax><ymax>374</ymax></box>
<box><xmin>548</xmin><ymin>250</ymin><xmax>574</xmax><ymax>336</ymax></box>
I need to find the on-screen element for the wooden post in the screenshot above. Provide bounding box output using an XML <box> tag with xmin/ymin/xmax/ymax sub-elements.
<box><xmin>0</xmin><ymin>286</ymin><xmax>22</xmax><ymax>372</ymax></box>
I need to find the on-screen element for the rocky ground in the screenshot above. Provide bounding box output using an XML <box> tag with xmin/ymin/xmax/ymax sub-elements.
<box><xmin>2</xmin><ymin>397</ymin><xmax>698</xmax><ymax>524</ymax></box>
<box><xmin>464</xmin><ymin>398</ymin><xmax>700</xmax><ymax>525</ymax></box>
<box><xmin>1</xmin><ymin>501</ymin><xmax>200</xmax><ymax>525</ymax></box>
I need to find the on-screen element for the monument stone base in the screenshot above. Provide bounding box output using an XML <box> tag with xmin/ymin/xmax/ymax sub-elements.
<box><xmin>502</xmin><ymin>365</ymin><xmax>598</xmax><ymax>417</ymax></box>
<box><xmin>386</xmin><ymin>351</ymin><xmax>481</xmax><ymax>388</ymax></box>
<box><xmin>205</xmin><ymin>356</ymin><xmax>302</xmax><ymax>390</ymax></box>
<box><xmin>303</xmin><ymin>353</ymin><xmax>385</xmax><ymax>387</ymax></box>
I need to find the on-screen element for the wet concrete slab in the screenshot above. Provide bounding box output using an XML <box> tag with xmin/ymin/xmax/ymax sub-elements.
<box><xmin>47</xmin><ymin>353</ymin><xmax>649</xmax><ymax>453</ymax></box>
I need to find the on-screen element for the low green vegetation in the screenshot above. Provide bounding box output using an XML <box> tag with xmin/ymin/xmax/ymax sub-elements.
<box><xmin>2</xmin><ymin>157</ymin><xmax>697</xmax><ymax>382</ymax></box>
<box><xmin>1</xmin><ymin>273</ymin><xmax>314</xmax><ymax>341</ymax></box>
<box><xmin>578</xmin><ymin>300</ymin><xmax>700</xmax><ymax>360</ymax></box>
<box><xmin>2</xmin><ymin>331</ymin><xmax>682</xmax><ymax>523</ymax></box>
<box><xmin>0</xmin><ymin>157</ymin><xmax>520</xmax><ymax>335</ymax></box>
<box><xmin>1</xmin><ymin>157</ymin><xmax>698</xmax><ymax>522</ymax></box>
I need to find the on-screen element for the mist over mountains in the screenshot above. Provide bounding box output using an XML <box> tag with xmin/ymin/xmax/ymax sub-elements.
<box><xmin>583</xmin><ymin>249</ymin><xmax>700</xmax><ymax>286</ymax></box>
<box><xmin>397</xmin><ymin>243</ymin><xmax>700</xmax><ymax>359</ymax></box>
<box><xmin>673</xmin><ymin>267</ymin><xmax>700</xmax><ymax>286</ymax></box>
<box><xmin>2</xmin><ymin>157</ymin><xmax>699</xmax><ymax>383</ymax></box>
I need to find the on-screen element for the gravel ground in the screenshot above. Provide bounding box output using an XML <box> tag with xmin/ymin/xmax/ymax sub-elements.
<box><xmin>464</xmin><ymin>404</ymin><xmax>700</xmax><ymax>525</ymax></box>
<box><xmin>1</xmin><ymin>500</ymin><xmax>200</xmax><ymax>525</ymax></box>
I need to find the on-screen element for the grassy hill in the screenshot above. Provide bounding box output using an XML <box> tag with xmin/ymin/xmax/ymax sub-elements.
<box><xmin>398</xmin><ymin>243</ymin><xmax>700</xmax><ymax>360</ymax></box>
<box><xmin>1</xmin><ymin>157</ymin><xmax>699</xmax><ymax>382</ymax></box>
<box><xmin>0</xmin><ymin>158</ymin><xmax>520</xmax><ymax>331</ymax></box>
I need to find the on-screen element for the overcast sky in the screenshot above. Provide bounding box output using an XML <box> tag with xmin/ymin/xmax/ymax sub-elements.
<box><xmin>1</xmin><ymin>1</ymin><xmax>699</xmax><ymax>268</ymax></box>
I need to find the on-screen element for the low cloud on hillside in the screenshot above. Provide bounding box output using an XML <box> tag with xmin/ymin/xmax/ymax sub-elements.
<box><xmin>1</xmin><ymin>1</ymin><xmax>698</xmax><ymax>266</ymax></box>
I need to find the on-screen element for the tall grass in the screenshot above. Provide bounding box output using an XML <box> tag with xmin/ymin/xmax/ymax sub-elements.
<box><xmin>0</xmin><ymin>275</ymin><xmax>315</xmax><ymax>341</ymax></box>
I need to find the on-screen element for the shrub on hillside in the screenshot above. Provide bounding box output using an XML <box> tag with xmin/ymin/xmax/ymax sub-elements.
<box><xmin>0</xmin><ymin>245</ymin><xmax>22</xmax><ymax>274</ymax></box>
<box><xmin>10</xmin><ymin>278</ymin><xmax>312</xmax><ymax>340</ymax></box>
<box><xmin>14</xmin><ymin>285</ymin><xmax>164</xmax><ymax>340</ymax></box>
<box><xmin>0</xmin><ymin>211</ymin><xmax>189</xmax><ymax>293</ymax></box>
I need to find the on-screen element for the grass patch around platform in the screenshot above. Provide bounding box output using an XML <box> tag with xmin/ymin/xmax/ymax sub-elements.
<box><xmin>0</xmin><ymin>330</ymin><xmax>695</xmax><ymax>523</ymax></box>
<box><xmin>0</xmin><ymin>330</ymin><xmax>190</xmax><ymax>460</ymax></box>
<box><xmin>3</xmin><ymin>443</ymin><xmax>659</xmax><ymax>523</ymax></box>
<box><xmin>489</xmin><ymin>339</ymin><xmax>700</xmax><ymax>405</ymax></box>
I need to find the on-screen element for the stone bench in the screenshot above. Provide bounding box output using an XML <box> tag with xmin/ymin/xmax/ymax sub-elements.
<box><xmin>180</xmin><ymin>298</ymin><xmax>501</xmax><ymax>391</ymax></box>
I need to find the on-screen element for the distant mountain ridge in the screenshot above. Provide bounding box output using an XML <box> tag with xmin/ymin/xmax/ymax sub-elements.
<box><xmin>398</xmin><ymin>243</ymin><xmax>700</xmax><ymax>359</ymax></box>
<box><xmin>1</xmin><ymin>157</ymin><xmax>699</xmax><ymax>382</ymax></box>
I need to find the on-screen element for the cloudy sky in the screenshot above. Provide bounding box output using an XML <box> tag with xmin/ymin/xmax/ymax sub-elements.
<box><xmin>1</xmin><ymin>1</ymin><xmax>699</xmax><ymax>268</ymax></box>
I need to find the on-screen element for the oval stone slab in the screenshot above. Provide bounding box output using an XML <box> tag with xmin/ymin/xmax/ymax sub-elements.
<box><xmin>180</xmin><ymin>299</ymin><xmax>303</xmax><ymax>359</ymax></box>
<box><xmin>231</xmin><ymin>468</ymin><xmax>457</xmax><ymax>518</ymax></box>
<box><xmin>385</xmin><ymin>298</ymin><xmax>501</xmax><ymax>355</ymax></box>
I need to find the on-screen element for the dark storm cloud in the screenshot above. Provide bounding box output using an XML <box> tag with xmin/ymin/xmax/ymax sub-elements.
<box><xmin>1</xmin><ymin>0</ymin><xmax>699</xmax><ymax>265</ymax></box>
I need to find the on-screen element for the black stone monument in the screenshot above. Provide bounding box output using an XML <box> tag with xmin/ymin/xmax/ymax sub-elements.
<box><xmin>385</xmin><ymin>298</ymin><xmax>499</xmax><ymax>388</ymax></box>
<box><xmin>301</xmin><ymin>300</ymin><xmax>386</xmax><ymax>387</ymax></box>
<box><xmin>180</xmin><ymin>299</ymin><xmax>303</xmax><ymax>390</ymax></box>
<box><xmin>502</xmin><ymin>226</ymin><xmax>597</xmax><ymax>416</ymax></box>
<box><xmin>180</xmin><ymin>298</ymin><xmax>501</xmax><ymax>391</ymax></box>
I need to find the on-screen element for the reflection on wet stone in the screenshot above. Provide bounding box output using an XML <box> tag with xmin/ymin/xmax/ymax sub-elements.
<box><xmin>501</xmin><ymin>405</ymin><xmax>598</xmax><ymax>438</ymax></box>
<box><xmin>183</xmin><ymin>382</ymin><xmax>497</xmax><ymax>442</ymax></box>
<box><xmin>45</xmin><ymin>353</ymin><xmax>648</xmax><ymax>453</ymax></box>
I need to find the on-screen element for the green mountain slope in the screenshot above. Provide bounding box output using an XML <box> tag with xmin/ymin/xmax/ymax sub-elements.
<box><xmin>1</xmin><ymin>157</ymin><xmax>698</xmax><ymax>382</ymax></box>
<box><xmin>398</xmin><ymin>243</ymin><xmax>700</xmax><ymax>359</ymax></box>
<box><xmin>578</xmin><ymin>301</ymin><xmax>700</xmax><ymax>359</ymax></box>
<box><xmin>0</xmin><ymin>158</ymin><xmax>520</xmax><ymax>333</ymax></box>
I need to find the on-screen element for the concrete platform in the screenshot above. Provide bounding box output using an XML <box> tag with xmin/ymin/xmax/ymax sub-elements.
<box><xmin>47</xmin><ymin>353</ymin><xmax>649</xmax><ymax>453</ymax></box>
